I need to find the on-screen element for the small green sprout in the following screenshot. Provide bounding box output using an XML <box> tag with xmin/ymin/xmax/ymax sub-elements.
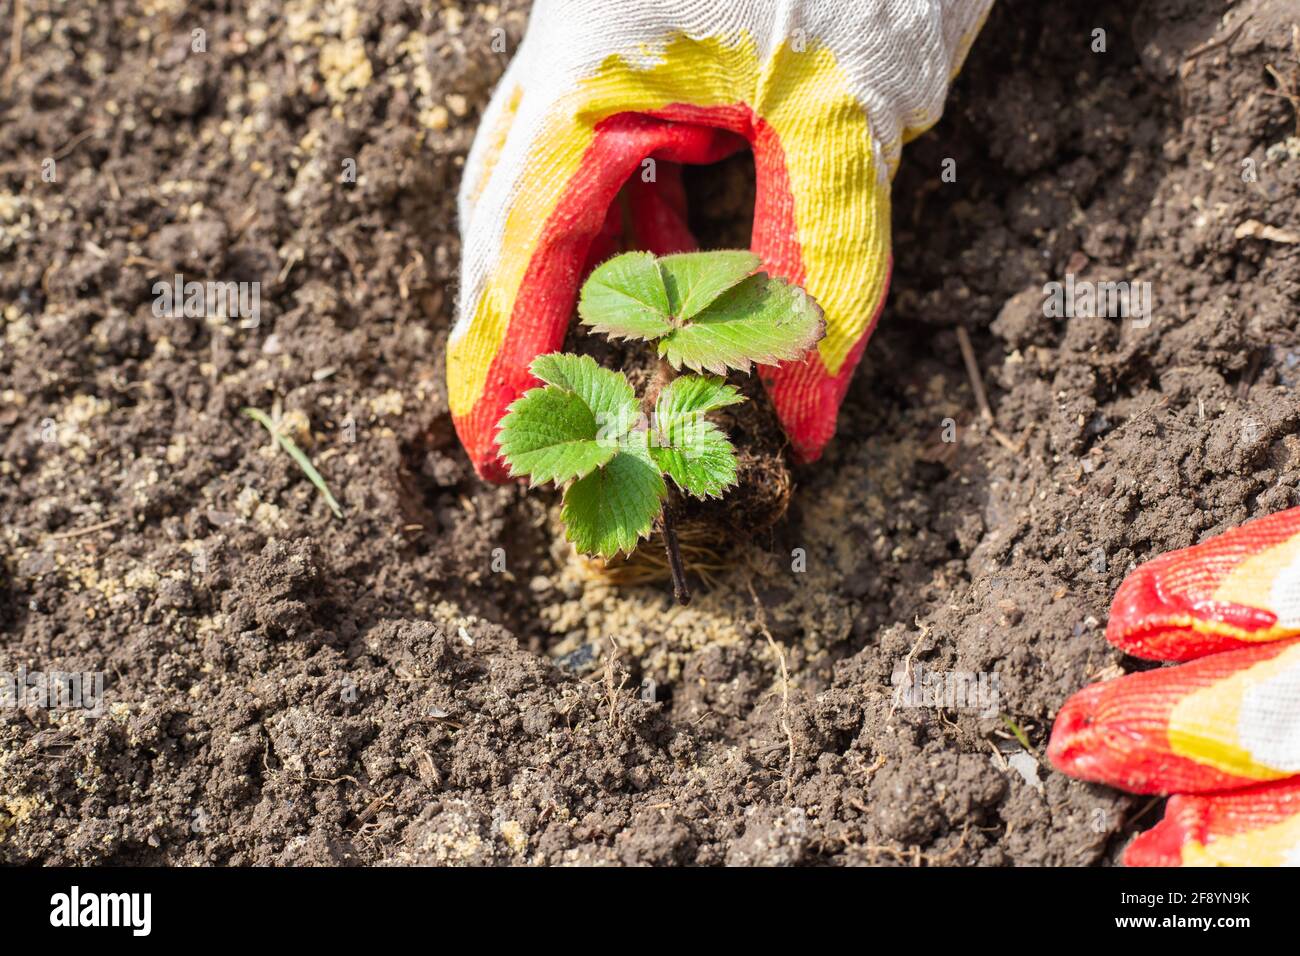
<box><xmin>1001</xmin><ymin>715</ymin><xmax>1033</xmax><ymax>753</ymax></box>
<box><xmin>496</xmin><ymin>250</ymin><xmax>824</xmax><ymax>600</ymax></box>
<box><xmin>242</xmin><ymin>406</ymin><xmax>344</xmax><ymax>519</ymax></box>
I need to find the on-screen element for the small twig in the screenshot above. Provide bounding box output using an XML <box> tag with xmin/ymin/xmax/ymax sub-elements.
<box><xmin>955</xmin><ymin>324</ymin><xmax>1021</xmax><ymax>450</ymax></box>
<box><xmin>1234</xmin><ymin>218</ymin><xmax>1300</xmax><ymax>245</ymax></box>
<box><xmin>352</xmin><ymin>788</ymin><xmax>394</xmax><ymax>828</ymax></box>
<box><xmin>989</xmin><ymin>427</ymin><xmax>1024</xmax><ymax>454</ymax></box>
<box><xmin>1181</xmin><ymin>17</ymin><xmax>1248</xmax><ymax>70</ymax></box>
<box><xmin>122</xmin><ymin>255</ymin><xmax>168</xmax><ymax>271</ymax></box>
<box><xmin>45</xmin><ymin>516</ymin><xmax>124</xmax><ymax>540</ymax></box>
<box><xmin>1260</xmin><ymin>25</ymin><xmax>1300</xmax><ymax>138</ymax></box>
<box><xmin>955</xmin><ymin>326</ymin><xmax>994</xmax><ymax>424</ymax></box>
<box><xmin>2</xmin><ymin>0</ymin><xmax>24</xmax><ymax>97</ymax></box>
<box><xmin>51</xmin><ymin>126</ymin><xmax>97</xmax><ymax>161</ymax></box>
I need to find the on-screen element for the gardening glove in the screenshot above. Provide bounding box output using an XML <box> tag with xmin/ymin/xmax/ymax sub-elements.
<box><xmin>449</xmin><ymin>0</ymin><xmax>993</xmax><ymax>479</ymax></box>
<box><xmin>1048</xmin><ymin>506</ymin><xmax>1300</xmax><ymax>866</ymax></box>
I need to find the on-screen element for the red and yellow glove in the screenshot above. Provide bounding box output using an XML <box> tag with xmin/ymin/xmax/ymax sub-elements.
<box><xmin>449</xmin><ymin>0</ymin><xmax>992</xmax><ymax>479</ymax></box>
<box><xmin>1049</xmin><ymin>507</ymin><xmax>1300</xmax><ymax>865</ymax></box>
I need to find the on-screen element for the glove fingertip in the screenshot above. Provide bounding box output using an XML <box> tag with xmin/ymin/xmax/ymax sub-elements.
<box><xmin>1123</xmin><ymin>815</ymin><xmax>1189</xmax><ymax>867</ymax></box>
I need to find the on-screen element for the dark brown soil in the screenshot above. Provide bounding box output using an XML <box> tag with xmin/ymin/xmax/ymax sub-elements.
<box><xmin>2</xmin><ymin>0</ymin><xmax>1298</xmax><ymax>865</ymax></box>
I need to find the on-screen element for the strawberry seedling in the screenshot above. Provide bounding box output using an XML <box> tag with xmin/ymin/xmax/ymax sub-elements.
<box><xmin>496</xmin><ymin>250</ymin><xmax>824</xmax><ymax>603</ymax></box>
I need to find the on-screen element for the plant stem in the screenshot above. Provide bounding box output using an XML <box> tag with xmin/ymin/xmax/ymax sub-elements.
<box><xmin>645</xmin><ymin>356</ymin><xmax>675</xmax><ymax>409</ymax></box>
<box><xmin>646</xmin><ymin>357</ymin><xmax>690</xmax><ymax>604</ymax></box>
<box><xmin>661</xmin><ymin>500</ymin><xmax>691</xmax><ymax>606</ymax></box>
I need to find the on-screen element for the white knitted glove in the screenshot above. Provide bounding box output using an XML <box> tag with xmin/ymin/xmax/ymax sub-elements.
<box><xmin>449</xmin><ymin>0</ymin><xmax>993</xmax><ymax>478</ymax></box>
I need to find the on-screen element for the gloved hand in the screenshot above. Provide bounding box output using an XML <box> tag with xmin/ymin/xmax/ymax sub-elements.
<box><xmin>450</xmin><ymin>0</ymin><xmax>993</xmax><ymax>479</ymax></box>
<box><xmin>1049</xmin><ymin>507</ymin><xmax>1300</xmax><ymax>866</ymax></box>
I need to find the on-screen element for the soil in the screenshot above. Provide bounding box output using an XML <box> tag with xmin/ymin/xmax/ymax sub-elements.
<box><xmin>2</xmin><ymin>0</ymin><xmax>1299</xmax><ymax>866</ymax></box>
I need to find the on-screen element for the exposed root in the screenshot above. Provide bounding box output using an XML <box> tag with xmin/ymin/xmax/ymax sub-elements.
<box><xmin>601</xmin><ymin>636</ymin><xmax>629</xmax><ymax>730</ymax></box>
<box><xmin>747</xmin><ymin>573</ymin><xmax>796</xmax><ymax>800</ymax></box>
<box><xmin>579</xmin><ymin>523</ymin><xmax>731</xmax><ymax>589</ymax></box>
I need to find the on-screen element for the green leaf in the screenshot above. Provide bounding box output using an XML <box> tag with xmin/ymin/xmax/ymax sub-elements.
<box><xmin>658</xmin><ymin>273</ymin><xmax>825</xmax><ymax>374</ymax></box>
<box><xmin>577</xmin><ymin>252</ymin><xmax>673</xmax><ymax>343</ymax></box>
<box><xmin>653</xmin><ymin>374</ymin><xmax>746</xmax><ymax>418</ymax></box>
<box><xmin>651</xmin><ymin>426</ymin><xmax>738</xmax><ymax>500</ymax></box>
<box><xmin>241</xmin><ymin>407</ymin><xmax>344</xmax><ymax>519</ymax></box>
<box><xmin>496</xmin><ymin>386</ymin><xmax>616</xmax><ymax>486</ymax></box>
<box><xmin>658</xmin><ymin>251</ymin><xmax>760</xmax><ymax>323</ymax></box>
<box><xmin>529</xmin><ymin>352</ymin><xmax>640</xmax><ymax>442</ymax></box>
<box><xmin>561</xmin><ymin>442</ymin><xmax>667</xmax><ymax>558</ymax></box>
<box><xmin>648</xmin><ymin>376</ymin><xmax>742</xmax><ymax>499</ymax></box>
<box><xmin>578</xmin><ymin>250</ymin><xmax>763</xmax><ymax>343</ymax></box>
